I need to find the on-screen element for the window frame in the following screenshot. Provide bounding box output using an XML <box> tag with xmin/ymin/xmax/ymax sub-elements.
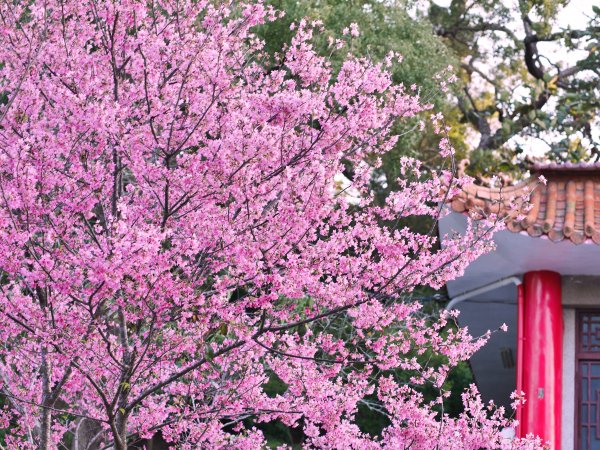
<box><xmin>575</xmin><ymin>309</ymin><xmax>600</xmax><ymax>449</ymax></box>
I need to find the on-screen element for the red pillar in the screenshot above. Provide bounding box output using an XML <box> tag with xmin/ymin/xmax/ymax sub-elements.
<box><xmin>516</xmin><ymin>283</ymin><xmax>524</xmax><ymax>437</ymax></box>
<box><xmin>519</xmin><ymin>271</ymin><xmax>562</xmax><ymax>447</ymax></box>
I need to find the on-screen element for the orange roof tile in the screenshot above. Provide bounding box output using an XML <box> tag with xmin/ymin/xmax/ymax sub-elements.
<box><xmin>449</xmin><ymin>168</ymin><xmax>600</xmax><ymax>245</ymax></box>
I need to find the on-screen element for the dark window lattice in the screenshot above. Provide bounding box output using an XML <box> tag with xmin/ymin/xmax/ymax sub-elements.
<box><xmin>577</xmin><ymin>312</ymin><xmax>600</xmax><ymax>449</ymax></box>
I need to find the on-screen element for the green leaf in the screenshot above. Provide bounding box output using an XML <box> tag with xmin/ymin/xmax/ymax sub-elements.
<box><xmin>535</xmin><ymin>118</ymin><xmax>547</xmax><ymax>130</ymax></box>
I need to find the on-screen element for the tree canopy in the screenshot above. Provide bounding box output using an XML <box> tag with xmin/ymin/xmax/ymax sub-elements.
<box><xmin>0</xmin><ymin>1</ymin><xmax>543</xmax><ymax>449</ymax></box>
<box><xmin>431</xmin><ymin>0</ymin><xmax>600</xmax><ymax>176</ymax></box>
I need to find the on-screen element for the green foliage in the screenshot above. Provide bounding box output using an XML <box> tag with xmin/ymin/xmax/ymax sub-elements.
<box><xmin>255</xmin><ymin>6</ymin><xmax>478</xmax><ymax>442</ymax></box>
<box><xmin>259</xmin><ymin>0</ymin><xmax>461</xmax><ymax>195</ymax></box>
<box><xmin>251</xmin><ymin>1</ymin><xmax>590</xmax><ymax>443</ymax></box>
<box><xmin>429</xmin><ymin>0</ymin><xmax>600</xmax><ymax>174</ymax></box>
<box><xmin>258</xmin><ymin>356</ymin><xmax>474</xmax><ymax>447</ymax></box>
<box><xmin>259</xmin><ymin>0</ymin><xmax>600</xmax><ymax>176</ymax></box>
<box><xmin>249</xmin><ymin>290</ymin><xmax>475</xmax><ymax>447</ymax></box>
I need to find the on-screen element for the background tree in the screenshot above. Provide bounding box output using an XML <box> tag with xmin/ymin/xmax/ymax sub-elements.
<box><xmin>263</xmin><ymin>0</ymin><xmax>600</xmax><ymax>180</ymax></box>
<box><xmin>261</xmin><ymin>0</ymin><xmax>599</xmax><ymax>442</ymax></box>
<box><xmin>255</xmin><ymin>0</ymin><xmax>600</xmax><ymax>443</ymax></box>
<box><xmin>0</xmin><ymin>1</ymin><xmax>542</xmax><ymax>449</ymax></box>
<box><xmin>428</xmin><ymin>0</ymin><xmax>600</xmax><ymax>176</ymax></box>
<box><xmin>259</xmin><ymin>0</ymin><xmax>468</xmax><ymax>196</ymax></box>
<box><xmin>257</xmin><ymin>5</ymin><xmax>477</xmax><ymax>439</ymax></box>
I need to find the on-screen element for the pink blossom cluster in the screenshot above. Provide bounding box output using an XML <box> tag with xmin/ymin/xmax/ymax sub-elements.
<box><xmin>0</xmin><ymin>1</ymin><xmax>541</xmax><ymax>449</ymax></box>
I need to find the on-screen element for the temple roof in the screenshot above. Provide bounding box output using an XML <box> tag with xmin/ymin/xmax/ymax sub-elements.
<box><xmin>449</xmin><ymin>165</ymin><xmax>600</xmax><ymax>245</ymax></box>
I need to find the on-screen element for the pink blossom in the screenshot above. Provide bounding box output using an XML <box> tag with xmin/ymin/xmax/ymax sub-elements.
<box><xmin>0</xmin><ymin>1</ymin><xmax>541</xmax><ymax>449</ymax></box>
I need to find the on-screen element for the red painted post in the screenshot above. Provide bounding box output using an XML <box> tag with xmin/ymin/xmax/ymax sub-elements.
<box><xmin>516</xmin><ymin>283</ymin><xmax>524</xmax><ymax>438</ymax></box>
<box><xmin>520</xmin><ymin>271</ymin><xmax>562</xmax><ymax>447</ymax></box>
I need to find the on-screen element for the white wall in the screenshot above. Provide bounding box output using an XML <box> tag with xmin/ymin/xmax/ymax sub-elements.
<box><xmin>562</xmin><ymin>308</ymin><xmax>575</xmax><ymax>450</ymax></box>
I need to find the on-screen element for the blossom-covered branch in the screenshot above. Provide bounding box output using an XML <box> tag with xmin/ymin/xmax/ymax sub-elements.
<box><xmin>0</xmin><ymin>1</ymin><xmax>542</xmax><ymax>448</ymax></box>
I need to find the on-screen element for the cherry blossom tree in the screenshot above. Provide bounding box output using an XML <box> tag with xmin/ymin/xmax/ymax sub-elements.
<box><xmin>0</xmin><ymin>1</ymin><xmax>542</xmax><ymax>448</ymax></box>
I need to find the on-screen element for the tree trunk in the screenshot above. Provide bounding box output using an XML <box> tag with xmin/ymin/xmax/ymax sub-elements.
<box><xmin>111</xmin><ymin>412</ymin><xmax>128</xmax><ymax>450</ymax></box>
<box><xmin>39</xmin><ymin>406</ymin><xmax>52</xmax><ymax>450</ymax></box>
<box><xmin>39</xmin><ymin>345</ymin><xmax>52</xmax><ymax>450</ymax></box>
